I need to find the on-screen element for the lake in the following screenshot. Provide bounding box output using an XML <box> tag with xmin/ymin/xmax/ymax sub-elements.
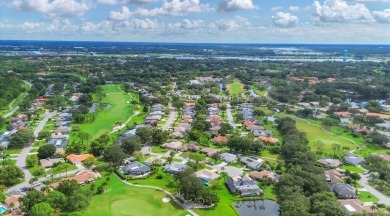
<box><xmin>233</xmin><ymin>200</ymin><xmax>280</xmax><ymax>216</ymax></box>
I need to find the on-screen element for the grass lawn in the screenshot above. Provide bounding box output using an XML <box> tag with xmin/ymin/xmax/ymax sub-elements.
<box><xmin>262</xmin><ymin>185</ymin><xmax>277</xmax><ymax>200</ymax></box>
<box><xmin>78</xmin><ymin>85</ymin><xmax>136</xmax><ymax>140</ymax></box>
<box><xmin>4</xmin><ymin>148</ymin><xmax>23</xmax><ymax>155</ymax></box>
<box><xmin>359</xmin><ymin>191</ymin><xmax>379</xmax><ymax>202</ymax></box>
<box><xmin>227</xmin><ymin>79</ymin><xmax>244</xmax><ymax>96</ymax></box>
<box><xmin>150</xmin><ymin>147</ymin><xmax>168</xmax><ymax>154</ymax></box>
<box><xmin>340</xmin><ymin>165</ymin><xmax>364</xmax><ymax>173</ymax></box>
<box><xmin>261</xmin><ymin>150</ymin><xmax>280</xmax><ymax>160</ymax></box>
<box><xmin>129</xmin><ymin>168</ymin><xmax>177</xmax><ymax>190</ymax></box>
<box><xmin>293</xmin><ymin>118</ymin><xmax>358</xmax><ymax>153</ymax></box>
<box><xmin>84</xmin><ymin>173</ymin><xmax>188</xmax><ymax>216</ymax></box>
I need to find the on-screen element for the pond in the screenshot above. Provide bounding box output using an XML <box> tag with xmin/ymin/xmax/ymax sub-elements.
<box><xmin>233</xmin><ymin>200</ymin><xmax>279</xmax><ymax>216</ymax></box>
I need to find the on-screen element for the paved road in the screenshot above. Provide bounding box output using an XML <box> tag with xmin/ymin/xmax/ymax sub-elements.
<box><xmin>7</xmin><ymin>111</ymin><xmax>57</xmax><ymax>193</ymax></box>
<box><xmin>3</xmin><ymin>81</ymin><xmax>32</xmax><ymax>118</ymax></box>
<box><xmin>226</xmin><ymin>104</ymin><xmax>236</xmax><ymax>129</ymax></box>
<box><xmin>162</xmin><ymin>104</ymin><xmax>177</xmax><ymax>131</ymax></box>
<box><xmin>117</xmin><ymin>174</ymin><xmax>199</xmax><ymax>216</ymax></box>
<box><xmin>359</xmin><ymin>172</ymin><xmax>390</xmax><ymax>206</ymax></box>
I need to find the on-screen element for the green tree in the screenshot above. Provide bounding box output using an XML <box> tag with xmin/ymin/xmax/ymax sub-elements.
<box><xmin>103</xmin><ymin>144</ymin><xmax>127</xmax><ymax>167</ymax></box>
<box><xmin>0</xmin><ymin>116</ymin><xmax>5</xmax><ymax>128</ymax></box>
<box><xmin>136</xmin><ymin>127</ymin><xmax>154</xmax><ymax>144</ymax></box>
<box><xmin>0</xmin><ymin>164</ymin><xmax>24</xmax><ymax>186</ymax></box>
<box><xmin>10</xmin><ymin>130</ymin><xmax>35</xmax><ymax>148</ymax></box>
<box><xmin>121</xmin><ymin>137</ymin><xmax>141</xmax><ymax>154</ymax></box>
<box><xmin>20</xmin><ymin>190</ymin><xmax>46</xmax><ymax>211</ymax></box>
<box><xmin>30</xmin><ymin>202</ymin><xmax>55</xmax><ymax>216</ymax></box>
<box><xmin>37</xmin><ymin>144</ymin><xmax>56</xmax><ymax>159</ymax></box>
<box><xmin>46</xmin><ymin>191</ymin><xmax>66</xmax><ymax>210</ymax></box>
<box><xmin>37</xmin><ymin>131</ymin><xmax>51</xmax><ymax>140</ymax></box>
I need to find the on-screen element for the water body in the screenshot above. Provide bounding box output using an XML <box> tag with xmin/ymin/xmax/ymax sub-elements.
<box><xmin>233</xmin><ymin>200</ymin><xmax>280</xmax><ymax>216</ymax></box>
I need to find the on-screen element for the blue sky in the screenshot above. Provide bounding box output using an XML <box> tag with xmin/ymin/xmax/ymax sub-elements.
<box><xmin>0</xmin><ymin>0</ymin><xmax>389</xmax><ymax>43</ymax></box>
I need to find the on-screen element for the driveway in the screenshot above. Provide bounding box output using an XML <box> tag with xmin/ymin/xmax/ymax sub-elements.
<box><xmin>226</xmin><ymin>104</ymin><xmax>236</xmax><ymax>129</ymax></box>
<box><xmin>162</xmin><ymin>104</ymin><xmax>177</xmax><ymax>131</ymax></box>
<box><xmin>213</xmin><ymin>163</ymin><xmax>243</xmax><ymax>177</ymax></box>
<box><xmin>359</xmin><ymin>172</ymin><xmax>390</xmax><ymax>205</ymax></box>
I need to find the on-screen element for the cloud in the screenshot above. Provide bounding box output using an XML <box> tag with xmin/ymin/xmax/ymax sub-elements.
<box><xmin>108</xmin><ymin>6</ymin><xmax>132</xmax><ymax>21</ymax></box>
<box><xmin>372</xmin><ymin>9</ymin><xmax>390</xmax><ymax>23</ymax></box>
<box><xmin>135</xmin><ymin>0</ymin><xmax>211</xmax><ymax>16</ymax></box>
<box><xmin>211</xmin><ymin>16</ymin><xmax>250</xmax><ymax>31</ymax></box>
<box><xmin>272</xmin><ymin>12</ymin><xmax>299</xmax><ymax>28</ymax></box>
<box><xmin>169</xmin><ymin>19</ymin><xmax>204</xmax><ymax>30</ymax></box>
<box><xmin>123</xmin><ymin>0</ymin><xmax>157</xmax><ymax>4</ymax></box>
<box><xmin>356</xmin><ymin>0</ymin><xmax>390</xmax><ymax>2</ymax></box>
<box><xmin>289</xmin><ymin>6</ymin><xmax>299</xmax><ymax>11</ymax></box>
<box><xmin>271</xmin><ymin>6</ymin><xmax>282</xmax><ymax>11</ymax></box>
<box><xmin>11</xmin><ymin>0</ymin><xmax>92</xmax><ymax>18</ymax></box>
<box><xmin>97</xmin><ymin>0</ymin><xmax>118</xmax><ymax>5</ymax></box>
<box><xmin>313</xmin><ymin>0</ymin><xmax>372</xmax><ymax>22</ymax></box>
<box><xmin>217</xmin><ymin>0</ymin><xmax>255</xmax><ymax>12</ymax></box>
<box><xmin>20</xmin><ymin>22</ymin><xmax>42</xmax><ymax>30</ymax></box>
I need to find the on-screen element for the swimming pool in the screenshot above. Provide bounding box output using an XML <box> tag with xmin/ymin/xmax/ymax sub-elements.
<box><xmin>0</xmin><ymin>206</ymin><xmax>6</xmax><ymax>213</ymax></box>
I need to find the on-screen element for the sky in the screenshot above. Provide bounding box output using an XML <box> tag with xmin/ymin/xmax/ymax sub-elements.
<box><xmin>0</xmin><ymin>0</ymin><xmax>389</xmax><ymax>43</ymax></box>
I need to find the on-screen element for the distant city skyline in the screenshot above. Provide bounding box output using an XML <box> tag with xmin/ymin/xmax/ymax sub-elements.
<box><xmin>0</xmin><ymin>0</ymin><xmax>389</xmax><ymax>44</ymax></box>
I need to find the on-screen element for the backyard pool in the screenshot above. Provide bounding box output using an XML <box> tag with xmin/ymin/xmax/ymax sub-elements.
<box><xmin>0</xmin><ymin>206</ymin><xmax>6</xmax><ymax>214</ymax></box>
<box><xmin>233</xmin><ymin>200</ymin><xmax>279</xmax><ymax>216</ymax></box>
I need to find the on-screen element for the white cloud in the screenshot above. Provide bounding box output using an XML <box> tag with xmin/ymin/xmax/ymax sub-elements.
<box><xmin>372</xmin><ymin>9</ymin><xmax>390</xmax><ymax>23</ymax></box>
<box><xmin>123</xmin><ymin>0</ymin><xmax>157</xmax><ymax>4</ymax></box>
<box><xmin>133</xmin><ymin>18</ymin><xmax>159</xmax><ymax>29</ymax></box>
<box><xmin>356</xmin><ymin>0</ymin><xmax>390</xmax><ymax>2</ymax></box>
<box><xmin>11</xmin><ymin>0</ymin><xmax>92</xmax><ymax>18</ymax></box>
<box><xmin>169</xmin><ymin>19</ymin><xmax>204</xmax><ymax>29</ymax></box>
<box><xmin>272</xmin><ymin>12</ymin><xmax>299</xmax><ymax>28</ymax></box>
<box><xmin>20</xmin><ymin>21</ymin><xmax>42</xmax><ymax>30</ymax></box>
<box><xmin>289</xmin><ymin>6</ymin><xmax>299</xmax><ymax>12</ymax></box>
<box><xmin>217</xmin><ymin>0</ymin><xmax>255</xmax><ymax>12</ymax></box>
<box><xmin>135</xmin><ymin>0</ymin><xmax>211</xmax><ymax>16</ymax></box>
<box><xmin>313</xmin><ymin>0</ymin><xmax>372</xmax><ymax>22</ymax></box>
<box><xmin>211</xmin><ymin>16</ymin><xmax>250</xmax><ymax>31</ymax></box>
<box><xmin>108</xmin><ymin>6</ymin><xmax>132</xmax><ymax>21</ymax></box>
<box><xmin>97</xmin><ymin>0</ymin><xmax>118</xmax><ymax>5</ymax></box>
<box><xmin>271</xmin><ymin>6</ymin><xmax>282</xmax><ymax>11</ymax></box>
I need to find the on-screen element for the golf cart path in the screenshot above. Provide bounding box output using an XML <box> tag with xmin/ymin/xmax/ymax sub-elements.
<box><xmin>3</xmin><ymin>80</ymin><xmax>32</xmax><ymax>118</ymax></box>
<box><xmin>116</xmin><ymin>174</ymin><xmax>199</xmax><ymax>216</ymax></box>
<box><xmin>108</xmin><ymin>110</ymin><xmax>140</xmax><ymax>135</ymax></box>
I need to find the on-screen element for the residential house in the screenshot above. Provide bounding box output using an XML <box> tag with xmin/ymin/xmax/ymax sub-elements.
<box><xmin>4</xmin><ymin>195</ymin><xmax>22</xmax><ymax>209</ymax></box>
<box><xmin>335</xmin><ymin>112</ymin><xmax>352</xmax><ymax>118</ymax></box>
<box><xmin>209</xmin><ymin>126</ymin><xmax>221</xmax><ymax>135</ymax></box>
<box><xmin>339</xmin><ymin>199</ymin><xmax>372</xmax><ymax>215</ymax></box>
<box><xmin>177</xmin><ymin>123</ymin><xmax>191</xmax><ymax>130</ymax></box>
<box><xmin>162</xmin><ymin>141</ymin><xmax>183</xmax><ymax>150</ymax></box>
<box><xmin>201</xmin><ymin>148</ymin><xmax>221</xmax><ymax>157</ymax></box>
<box><xmin>195</xmin><ymin>169</ymin><xmax>220</xmax><ymax>185</ymax></box>
<box><xmin>144</xmin><ymin>156</ymin><xmax>166</xmax><ymax>166</ymax></box>
<box><xmin>163</xmin><ymin>162</ymin><xmax>187</xmax><ymax>174</ymax></box>
<box><xmin>241</xmin><ymin>157</ymin><xmax>263</xmax><ymax>170</ymax></box>
<box><xmin>209</xmin><ymin>115</ymin><xmax>221</xmax><ymax>125</ymax></box>
<box><xmin>40</xmin><ymin>158</ymin><xmax>65</xmax><ymax>168</ymax></box>
<box><xmin>51</xmin><ymin>170</ymin><xmax>101</xmax><ymax>188</ymax></box>
<box><xmin>252</xmin><ymin>130</ymin><xmax>272</xmax><ymax>137</ymax></box>
<box><xmin>249</xmin><ymin>170</ymin><xmax>280</xmax><ymax>183</ymax></box>
<box><xmin>55</xmin><ymin>120</ymin><xmax>71</xmax><ymax>127</ymax></box>
<box><xmin>55</xmin><ymin>126</ymin><xmax>71</xmax><ymax>134</ymax></box>
<box><xmin>246</xmin><ymin>125</ymin><xmax>264</xmax><ymax>131</ymax></box>
<box><xmin>172</xmin><ymin>131</ymin><xmax>184</xmax><ymax>138</ymax></box>
<box><xmin>66</xmin><ymin>154</ymin><xmax>94</xmax><ymax>165</ymax></box>
<box><xmin>9</xmin><ymin>122</ymin><xmax>27</xmax><ymax>131</ymax></box>
<box><xmin>179</xmin><ymin>143</ymin><xmax>200</xmax><ymax>152</ymax></box>
<box><xmin>220</xmin><ymin>153</ymin><xmax>238</xmax><ymax>163</ymax></box>
<box><xmin>330</xmin><ymin>183</ymin><xmax>357</xmax><ymax>199</ymax></box>
<box><xmin>212</xmin><ymin>136</ymin><xmax>229</xmax><ymax>144</ymax></box>
<box><xmin>48</xmin><ymin>138</ymin><xmax>68</xmax><ymax>152</ymax></box>
<box><xmin>317</xmin><ymin>158</ymin><xmax>342</xmax><ymax>168</ymax></box>
<box><xmin>376</xmin><ymin>153</ymin><xmax>390</xmax><ymax>162</ymax></box>
<box><xmin>120</xmin><ymin>161</ymin><xmax>151</xmax><ymax>176</ymax></box>
<box><xmin>366</xmin><ymin>113</ymin><xmax>390</xmax><ymax>121</ymax></box>
<box><xmin>381</xmin><ymin>105</ymin><xmax>390</xmax><ymax>112</ymax></box>
<box><xmin>325</xmin><ymin>169</ymin><xmax>343</xmax><ymax>183</ymax></box>
<box><xmin>182</xmin><ymin>115</ymin><xmax>193</xmax><ymax>120</ymax></box>
<box><xmin>259</xmin><ymin>136</ymin><xmax>279</xmax><ymax>144</ymax></box>
<box><xmin>226</xmin><ymin>176</ymin><xmax>262</xmax><ymax>197</ymax></box>
<box><xmin>344</xmin><ymin>153</ymin><xmax>365</xmax><ymax>166</ymax></box>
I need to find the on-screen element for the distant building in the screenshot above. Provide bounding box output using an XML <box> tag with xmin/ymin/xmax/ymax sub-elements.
<box><xmin>226</xmin><ymin>176</ymin><xmax>262</xmax><ymax>197</ymax></box>
<box><xmin>120</xmin><ymin>161</ymin><xmax>151</xmax><ymax>176</ymax></box>
<box><xmin>344</xmin><ymin>153</ymin><xmax>365</xmax><ymax>166</ymax></box>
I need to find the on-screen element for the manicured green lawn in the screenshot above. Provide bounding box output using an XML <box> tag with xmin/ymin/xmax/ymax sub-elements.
<box><xmin>84</xmin><ymin>174</ymin><xmax>187</xmax><ymax>216</ymax></box>
<box><xmin>262</xmin><ymin>185</ymin><xmax>277</xmax><ymax>200</ymax></box>
<box><xmin>78</xmin><ymin>85</ymin><xmax>137</xmax><ymax>140</ymax></box>
<box><xmin>151</xmin><ymin>147</ymin><xmax>168</xmax><ymax>154</ymax></box>
<box><xmin>294</xmin><ymin>118</ymin><xmax>358</xmax><ymax>153</ymax></box>
<box><xmin>227</xmin><ymin>79</ymin><xmax>244</xmax><ymax>96</ymax></box>
<box><xmin>250</xmin><ymin>84</ymin><xmax>267</xmax><ymax>97</ymax></box>
<box><xmin>340</xmin><ymin>165</ymin><xmax>364</xmax><ymax>173</ymax></box>
<box><xmin>261</xmin><ymin>150</ymin><xmax>280</xmax><ymax>160</ymax></box>
<box><xmin>359</xmin><ymin>191</ymin><xmax>379</xmax><ymax>202</ymax></box>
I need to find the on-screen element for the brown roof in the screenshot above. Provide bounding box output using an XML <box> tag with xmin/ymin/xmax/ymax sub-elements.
<box><xmin>50</xmin><ymin>170</ymin><xmax>101</xmax><ymax>189</ymax></box>
<box><xmin>184</xmin><ymin>102</ymin><xmax>196</xmax><ymax>107</ymax></box>
<box><xmin>179</xmin><ymin>143</ymin><xmax>200</xmax><ymax>152</ymax></box>
<box><xmin>259</xmin><ymin>136</ymin><xmax>279</xmax><ymax>144</ymax></box>
<box><xmin>378</xmin><ymin>153</ymin><xmax>390</xmax><ymax>162</ymax></box>
<box><xmin>243</xmin><ymin>119</ymin><xmax>258</xmax><ymax>127</ymax></box>
<box><xmin>339</xmin><ymin>199</ymin><xmax>371</xmax><ymax>214</ymax></box>
<box><xmin>246</xmin><ymin>125</ymin><xmax>264</xmax><ymax>130</ymax></box>
<box><xmin>201</xmin><ymin>148</ymin><xmax>221</xmax><ymax>157</ymax></box>
<box><xmin>367</xmin><ymin>112</ymin><xmax>390</xmax><ymax>120</ymax></box>
<box><xmin>210</xmin><ymin>115</ymin><xmax>221</xmax><ymax>123</ymax></box>
<box><xmin>182</xmin><ymin>115</ymin><xmax>192</xmax><ymax>120</ymax></box>
<box><xmin>335</xmin><ymin>112</ymin><xmax>352</xmax><ymax>118</ymax></box>
<box><xmin>249</xmin><ymin>170</ymin><xmax>278</xmax><ymax>181</ymax></box>
<box><xmin>5</xmin><ymin>195</ymin><xmax>21</xmax><ymax>208</ymax></box>
<box><xmin>212</xmin><ymin>136</ymin><xmax>229</xmax><ymax>143</ymax></box>
<box><xmin>66</xmin><ymin>154</ymin><xmax>94</xmax><ymax>164</ymax></box>
<box><xmin>325</xmin><ymin>169</ymin><xmax>342</xmax><ymax>182</ymax></box>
